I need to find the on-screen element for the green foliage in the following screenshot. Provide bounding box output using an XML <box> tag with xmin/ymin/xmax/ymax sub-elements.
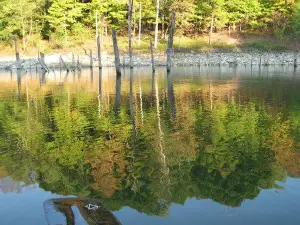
<box><xmin>241</xmin><ymin>41</ymin><xmax>288</xmax><ymax>51</ymax></box>
<box><xmin>1</xmin><ymin>0</ymin><xmax>300</xmax><ymax>46</ymax></box>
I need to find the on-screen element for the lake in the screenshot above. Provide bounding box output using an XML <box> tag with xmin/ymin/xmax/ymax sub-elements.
<box><xmin>0</xmin><ymin>66</ymin><xmax>300</xmax><ymax>225</ymax></box>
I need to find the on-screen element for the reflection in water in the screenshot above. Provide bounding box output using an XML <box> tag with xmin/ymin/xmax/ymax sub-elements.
<box><xmin>114</xmin><ymin>71</ymin><xmax>122</xmax><ymax>115</ymax></box>
<box><xmin>0</xmin><ymin>67</ymin><xmax>300</xmax><ymax>223</ymax></box>
<box><xmin>90</xmin><ymin>67</ymin><xmax>94</xmax><ymax>84</ymax></box>
<box><xmin>17</xmin><ymin>69</ymin><xmax>21</xmax><ymax>101</ymax></box>
<box><xmin>98</xmin><ymin>69</ymin><xmax>103</xmax><ymax>115</ymax></box>
<box><xmin>167</xmin><ymin>70</ymin><xmax>176</xmax><ymax>120</ymax></box>
<box><xmin>155</xmin><ymin>74</ymin><xmax>170</xmax><ymax>185</ymax></box>
<box><xmin>44</xmin><ymin>198</ymin><xmax>121</xmax><ymax>225</ymax></box>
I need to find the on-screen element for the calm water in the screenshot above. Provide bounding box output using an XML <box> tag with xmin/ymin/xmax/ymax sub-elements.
<box><xmin>0</xmin><ymin>66</ymin><xmax>300</xmax><ymax>225</ymax></box>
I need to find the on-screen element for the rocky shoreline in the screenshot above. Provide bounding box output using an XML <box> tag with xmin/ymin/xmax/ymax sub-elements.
<box><xmin>0</xmin><ymin>52</ymin><xmax>299</xmax><ymax>70</ymax></box>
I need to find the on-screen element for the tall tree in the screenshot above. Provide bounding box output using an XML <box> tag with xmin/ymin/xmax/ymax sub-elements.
<box><xmin>154</xmin><ymin>0</ymin><xmax>160</xmax><ymax>48</ymax></box>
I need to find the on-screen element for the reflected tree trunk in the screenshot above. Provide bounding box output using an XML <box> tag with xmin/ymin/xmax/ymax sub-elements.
<box><xmin>114</xmin><ymin>71</ymin><xmax>122</xmax><ymax>116</ymax></box>
<box><xmin>167</xmin><ymin>70</ymin><xmax>176</xmax><ymax>120</ymax></box>
<box><xmin>17</xmin><ymin>69</ymin><xmax>22</xmax><ymax>102</ymax></box>
<box><xmin>98</xmin><ymin>68</ymin><xmax>103</xmax><ymax>115</ymax></box>
<box><xmin>155</xmin><ymin>75</ymin><xmax>170</xmax><ymax>185</ymax></box>
<box><xmin>209</xmin><ymin>73</ymin><xmax>213</xmax><ymax>112</ymax></box>
<box><xmin>90</xmin><ymin>67</ymin><xmax>94</xmax><ymax>84</ymax></box>
<box><xmin>138</xmin><ymin>73</ymin><xmax>144</xmax><ymax>126</ymax></box>
<box><xmin>25</xmin><ymin>75</ymin><xmax>29</xmax><ymax>110</ymax></box>
<box><xmin>151</xmin><ymin>71</ymin><xmax>155</xmax><ymax>102</ymax></box>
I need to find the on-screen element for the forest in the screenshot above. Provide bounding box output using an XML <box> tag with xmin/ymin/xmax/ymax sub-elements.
<box><xmin>1</xmin><ymin>0</ymin><xmax>300</xmax><ymax>53</ymax></box>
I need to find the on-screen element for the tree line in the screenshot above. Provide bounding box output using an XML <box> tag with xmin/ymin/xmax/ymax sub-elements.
<box><xmin>1</xmin><ymin>1</ymin><xmax>300</xmax><ymax>50</ymax></box>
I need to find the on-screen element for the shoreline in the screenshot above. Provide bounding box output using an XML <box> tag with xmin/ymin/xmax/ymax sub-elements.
<box><xmin>0</xmin><ymin>52</ymin><xmax>299</xmax><ymax>70</ymax></box>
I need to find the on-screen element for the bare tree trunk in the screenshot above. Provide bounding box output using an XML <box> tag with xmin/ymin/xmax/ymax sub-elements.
<box><xmin>112</xmin><ymin>29</ymin><xmax>121</xmax><ymax>76</ymax></box>
<box><xmin>133</xmin><ymin>5</ymin><xmax>136</xmax><ymax>36</ymax></box>
<box><xmin>128</xmin><ymin>0</ymin><xmax>134</xmax><ymax>68</ymax></box>
<box><xmin>150</xmin><ymin>40</ymin><xmax>155</xmax><ymax>72</ymax></box>
<box><xmin>90</xmin><ymin>50</ymin><xmax>93</xmax><ymax>68</ymax></box>
<box><xmin>14</xmin><ymin>38</ymin><xmax>21</xmax><ymax>69</ymax></box>
<box><xmin>162</xmin><ymin>13</ymin><xmax>165</xmax><ymax>39</ymax></box>
<box><xmin>167</xmin><ymin>10</ymin><xmax>176</xmax><ymax>72</ymax></box>
<box><xmin>22</xmin><ymin>17</ymin><xmax>33</xmax><ymax>55</ymax></box>
<box><xmin>19</xmin><ymin>0</ymin><xmax>26</xmax><ymax>52</ymax></box>
<box><xmin>209</xmin><ymin>3</ymin><xmax>215</xmax><ymax>45</ymax></box>
<box><xmin>96</xmin><ymin>11</ymin><xmax>98</xmax><ymax>39</ymax></box>
<box><xmin>154</xmin><ymin>0</ymin><xmax>160</xmax><ymax>48</ymax></box>
<box><xmin>97</xmin><ymin>35</ymin><xmax>102</xmax><ymax>68</ymax></box>
<box><xmin>138</xmin><ymin>1</ymin><xmax>142</xmax><ymax>47</ymax></box>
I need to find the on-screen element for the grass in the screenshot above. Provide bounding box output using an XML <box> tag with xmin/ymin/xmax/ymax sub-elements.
<box><xmin>0</xmin><ymin>32</ymin><xmax>297</xmax><ymax>57</ymax></box>
<box><xmin>240</xmin><ymin>41</ymin><xmax>288</xmax><ymax>51</ymax></box>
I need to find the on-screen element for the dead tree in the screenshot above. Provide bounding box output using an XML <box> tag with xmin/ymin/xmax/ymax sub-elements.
<box><xmin>97</xmin><ymin>35</ymin><xmax>102</xmax><ymax>68</ymax></box>
<box><xmin>167</xmin><ymin>10</ymin><xmax>176</xmax><ymax>72</ymax></box>
<box><xmin>150</xmin><ymin>40</ymin><xmax>155</xmax><ymax>72</ymax></box>
<box><xmin>14</xmin><ymin>38</ymin><xmax>21</xmax><ymax>69</ymax></box>
<box><xmin>128</xmin><ymin>0</ymin><xmax>134</xmax><ymax>68</ymax></box>
<box><xmin>112</xmin><ymin>29</ymin><xmax>121</xmax><ymax>76</ymax></box>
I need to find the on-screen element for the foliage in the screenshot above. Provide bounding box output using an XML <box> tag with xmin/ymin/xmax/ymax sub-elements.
<box><xmin>0</xmin><ymin>0</ymin><xmax>300</xmax><ymax>47</ymax></box>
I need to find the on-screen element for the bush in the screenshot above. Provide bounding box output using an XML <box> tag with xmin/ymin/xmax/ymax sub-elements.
<box><xmin>241</xmin><ymin>41</ymin><xmax>288</xmax><ymax>52</ymax></box>
<box><xmin>289</xmin><ymin>3</ymin><xmax>300</xmax><ymax>40</ymax></box>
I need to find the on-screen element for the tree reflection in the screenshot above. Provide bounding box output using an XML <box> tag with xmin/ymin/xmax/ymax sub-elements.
<box><xmin>0</xmin><ymin>69</ymin><xmax>299</xmax><ymax>216</ymax></box>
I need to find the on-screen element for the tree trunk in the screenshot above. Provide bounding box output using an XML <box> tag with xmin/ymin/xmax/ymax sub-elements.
<box><xmin>90</xmin><ymin>50</ymin><xmax>93</xmax><ymax>68</ymax></box>
<box><xmin>154</xmin><ymin>0</ymin><xmax>160</xmax><ymax>48</ymax></box>
<box><xmin>19</xmin><ymin>0</ymin><xmax>26</xmax><ymax>52</ymax></box>
<box><xmin>128</xmin><ymin>0</ymin><xmax>133</xmax><ymax>68</ymax></box>
<box><xmin>150</xmin><ymin>40</ymin><xmax>155</xmax><ymax>72</ymax></box>
<box><xmin>133</xmin><ymin>5</ymin><xmax>136</xmax><ymax>36</ymax></box>
<box><xmin>97</xmin><ymin>35</ymin><xmax>102</xmax><ymax>68</ymax></box>
<box><xmin>14</xmin><ymin>38</ymin><xmax>21</xmax><ymax>69</ymax></box>
<box><xmin>209</xmin><ymin>4</ymin><xmax>215</xmax><ymax>45</ymax></box>
<box><xmin>162</xmin><ymin>13</ymin><xmax>165</xmax><ymax>39</ymax></box>
<box><xmin>167</xmin><ymin>10</ymin><xmax>176</xmax><ymax>72</ymax></box>
<box><xmin>96</xmin><ymin>11</ymin><xmax>98</xmax><ymax>39</ymax></box>
<box><xmin>138</xmin><ymin>1</ymin><xmax>142</xmax><ymax>47</ymax></box>
<box><xmin>112</xmin><ymin>29</ymin><xmax>121</xmax><ymax>76</ymax></box>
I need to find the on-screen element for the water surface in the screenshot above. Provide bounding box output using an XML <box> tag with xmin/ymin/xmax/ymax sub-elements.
<box><xmin>0</xmin><ymin>66</ymin><xmax>300</xmax><ymax>224</ymax></box>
